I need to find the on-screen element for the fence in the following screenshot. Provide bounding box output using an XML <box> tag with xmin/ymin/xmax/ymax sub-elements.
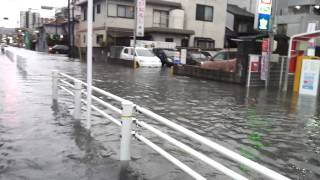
<box><xmin>247</xmin><ymin>55</ymin><xmax>290</xmax><ymax>88</ymax></box>
<box><xmin>53</xmin><ymin>70</ymin><xmax>290</xmax><ymax>180</ymax></box>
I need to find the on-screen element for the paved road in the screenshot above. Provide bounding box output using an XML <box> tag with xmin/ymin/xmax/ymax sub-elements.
<box><xmin>0</xmin><ymin>47</ymin><xmax>320</xmax><ymax>180</ymax></box>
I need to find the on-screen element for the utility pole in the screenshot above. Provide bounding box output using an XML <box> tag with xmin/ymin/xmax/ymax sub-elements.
<box><xmin>266</xmin><ymin>0</ymin><xmax>277</xmax><ymax>87</ymax></box>
<box><xmin>133</xmin><ymin>0</ymin><xmax>137</xmax><ymax>65</ymax></box>
<box><xmin>68</xmin><ymin>0</ymin><xmax>71</xmax><ymax>57</ymax></box>
<box><xmin>72</xmin><ymin>0</ymin><xmax>75</xmax><ymax>57</ymax></box>
<box><xmin>86</xmin><ymin>0</ymin><xmax>93</xmax><ymax>129</ymax></box>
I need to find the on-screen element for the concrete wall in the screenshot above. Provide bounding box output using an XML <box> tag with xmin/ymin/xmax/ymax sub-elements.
<box><xmin>277</xmin><ymin>14</ymin><xmax>320</xmax><ymax>36</ymax></box>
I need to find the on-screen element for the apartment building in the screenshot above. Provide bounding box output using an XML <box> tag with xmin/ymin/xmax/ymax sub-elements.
<box><xmin>20</xmin><ymin>10</ymin><xmax>41</xmax><ymax>29</ymax></box>
<box><xmin>77</xmin><ymin>0</ymin><xmax>227</xmax><ymax>49</ymax></box>
<box><xmin>277</xmin><ymin>0</ymin><xmax>320</xmax><ymax>36</ymax></box>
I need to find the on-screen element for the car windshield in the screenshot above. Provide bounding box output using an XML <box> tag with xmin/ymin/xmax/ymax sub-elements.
<box><xmin>163</xmin><ymin>50</ymin><xmax>176</xmax><ymax>57</ymax></box>
<box><xmin>213</xmin><ymin>52</ymin><xmax>237</xmax><ymax>60</ymax></box>
<box><xmin>53</xmin><ymin>45</ymin><xmax>68</xmax><ymax>50</ymax></box>
<box><xmin>136</xmin><ymin>49</ymin><xmax>154</xmax><ymax>57</ymax></box>
<box><xmin>190</xmin><ymin>53</ymin><xmax>206</xmax><ymax>59</ymax></box>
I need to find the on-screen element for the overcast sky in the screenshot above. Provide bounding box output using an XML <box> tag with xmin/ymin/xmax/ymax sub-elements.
<box><xmin>0</xmin><ymin>0</ymin><xmax>68</xmax><ymax>28</ymax></box>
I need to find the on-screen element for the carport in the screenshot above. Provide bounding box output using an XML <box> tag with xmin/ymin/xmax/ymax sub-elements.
<box><xmin>283</xmin><ymin>30</ymin><xmax>320</xmax><ymax>91</ymax></box>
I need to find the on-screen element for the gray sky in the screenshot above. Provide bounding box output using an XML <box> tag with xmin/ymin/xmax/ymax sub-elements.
<box><xmin>0</xmin><ymin>0</ymin><xmax>68</xmax><ymax>28</ymax></box>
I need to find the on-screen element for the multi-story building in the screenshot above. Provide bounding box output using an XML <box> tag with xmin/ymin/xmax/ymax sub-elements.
<box><xmin>20</xmin><ymin>10</ymin><xmax>41</xmax><ymax>29</ymax></box>
<box><xmin>77</xmin><ymin>0</ymin><xmax>227</xmax><ymax>49</ymax></box>
<box><xmin>277</xmin><ymin>0</ymin><xmax>320</xmax><ymax>36</ymax></box>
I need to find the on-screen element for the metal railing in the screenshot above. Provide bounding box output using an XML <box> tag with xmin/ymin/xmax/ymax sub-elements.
<box><xmin>53</xmin><ymin>70</ymin><xmax>291</xmax><ymax>180</ymax></box>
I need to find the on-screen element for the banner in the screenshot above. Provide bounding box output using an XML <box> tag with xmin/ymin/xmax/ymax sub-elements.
<box><xmin>136</xmin><ymin>0</ymin><xmax>146</xmax><ymax>37</ymax></box>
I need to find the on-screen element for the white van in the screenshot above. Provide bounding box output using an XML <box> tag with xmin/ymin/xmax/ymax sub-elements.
<box><xmin>120</xmin><ymin>47</ymin><xmax>162</xmax><ymax>67</ymax></box>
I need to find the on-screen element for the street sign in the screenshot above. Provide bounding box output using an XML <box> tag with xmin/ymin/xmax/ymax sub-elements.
<box><xmin>136</xmin><ymin>0</ymin><xmax>146</xmax><ymax>37</ymax></box>
<box><xmin>249</xmin><ymin>55</ymin><xmax>260</xmax><ymax>73</ymax></box>
<box><xmin>255</xmin><ymin>0</ymin><xmax>272</xmax><ymax>31</ymax></box>
<box><xmin>261</xmin><ymin>38</ymin><xmax>269</xmax><ymax>80</ymax></box>
<box><xmin>299</xmin><ymin>60</ymin><xmax>320</xmax><ymax>96</ymax></box>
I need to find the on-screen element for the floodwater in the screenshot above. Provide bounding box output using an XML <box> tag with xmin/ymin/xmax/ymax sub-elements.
<box><xmin>0</xmin><ymin>47</ymin><xmax>319</xmax><ymax>180</ymax></box>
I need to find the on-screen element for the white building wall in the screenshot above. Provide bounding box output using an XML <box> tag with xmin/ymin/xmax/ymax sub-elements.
<box><xmin>181</xmin><ymin>0</ymin><xmax>227</xmax><ymax>48</ymax></box>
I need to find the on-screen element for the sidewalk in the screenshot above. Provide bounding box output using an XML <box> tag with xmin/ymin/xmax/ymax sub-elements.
<box><xmin>0</xmin><ymin>54</ymin><xmax>129</xmax><ymax>180</ymax></box>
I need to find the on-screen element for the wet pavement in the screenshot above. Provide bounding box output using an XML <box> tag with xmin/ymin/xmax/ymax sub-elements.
<box><xmin>0</xmin><ymin>47</ymin><xmax>320</xmax><ymax>180</ymax></box>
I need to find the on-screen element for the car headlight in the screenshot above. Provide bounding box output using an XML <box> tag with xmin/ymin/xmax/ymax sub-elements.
<box><xmin>167</xmin><ymin>58</ymin><xmax>173</xmax><ymax>62</ymax></box>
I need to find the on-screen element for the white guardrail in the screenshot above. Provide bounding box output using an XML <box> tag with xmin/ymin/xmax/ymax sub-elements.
<box><xmin>52</xmin><ymin>70</ymin><xmax>291</xmax><ymax>180</ymax></box>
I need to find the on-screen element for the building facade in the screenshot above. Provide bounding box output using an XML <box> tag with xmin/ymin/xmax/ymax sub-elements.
<box><xmin>77</xmin><ymin>0</ymin><xmax>227</xmax><ymax>49</ymax></box>
<box><xmin>277</xmin><ymin>0</ymin><xmax>320</xmax><ymax>36</ymax></box>
<box><xmin>20</xmin><ymin>10</ymin><xmax>41</xmax><ymax>29</ymax></box>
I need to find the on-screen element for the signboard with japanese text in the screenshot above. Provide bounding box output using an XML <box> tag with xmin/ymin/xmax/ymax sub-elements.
<box><xmin>136</xmin><ymin>0</ymin><xmax>146</xmax><ymax>37</ymax></box>
<box><xmin>255</xmin><ymin>0</ymin><xmax>272</xmax><ymax>31</ymax></box>
<box><xmin>299</xmin><ymin>60</ymin><xmax>320</xmax><ymax>96</ymax></box>
<box><xmin>180</xmin><ymin>49</ymin><xmax>187</xmax><ymax>65</ymax></box>
<box><xmin>260</xmin><ymin>38</ymin><xmax>269</xmax><ymax>80</ymax></box>
<box><xmin>249</xmin><ymin>55</ymin><xmax>260</xmax><ymax>72</ymax></box>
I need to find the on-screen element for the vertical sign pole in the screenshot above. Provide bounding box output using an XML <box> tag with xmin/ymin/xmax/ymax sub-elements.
<box><xmin>267</xmin><ymin>0</ymin><xmax>277</xmax><ymax>88</ymax></box>
<box><xmin>133</xmin><ymin>0</ymin><xmax>137</xmax><ymax>67</ymax></box>
<box><xmin>86</xmin><ymin>0</ymin><xmax>93</xmax><ymax>130</ymax></box>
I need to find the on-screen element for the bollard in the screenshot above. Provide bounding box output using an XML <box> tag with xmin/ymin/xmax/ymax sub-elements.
<box><xmin>73</xmin><ymin>80</ymin><xmax>82</xmax><ymax>119</ymax></box>
<box><xmin>52</xmin><ymin>70</ymin><xmax>58</xmax><ymax>102</ymax></box>
<box><xmin>120</xmin><ymin>100</ymin><xmax>134</xmax><ymax>161</ymax></box>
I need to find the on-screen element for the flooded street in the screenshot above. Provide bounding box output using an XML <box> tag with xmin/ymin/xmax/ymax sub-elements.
<box><xmin>1</xmin><ymin>47</ymin><xmax>320</xmax><ymax>180</ymax></box>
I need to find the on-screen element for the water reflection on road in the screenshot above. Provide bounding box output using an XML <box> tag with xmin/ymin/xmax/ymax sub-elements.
<box><xmin>0</xmin><ymin>47</ymin><xmax>319</xmax><ymax>180</ymax></box>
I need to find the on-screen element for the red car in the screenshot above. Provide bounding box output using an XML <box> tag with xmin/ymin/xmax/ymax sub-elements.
<box><xmin>200</xmin><ymin>51</ymin><xmax>237</xmax><ymax>72</ymax></box>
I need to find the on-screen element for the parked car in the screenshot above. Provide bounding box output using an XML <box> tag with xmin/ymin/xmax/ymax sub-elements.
<box><xmin>49</xmin><ymin>45</ymin><xmax>69</xmax><ymax>54</ymax></box>
<box><xmin>201</xmin><ymin>51</ymin><xmax>219</xmax><ymax>59</ymax></box>
<box><xmin>120</xmin><ymin>47</ymin><xmax>162</xmax><ymax>67</ymax></box>
<box><xmin>200</xmin><ymin>50</ymin><xmax>237</xmax><ymax>72</ymax></box>
<box><xmin>153</xmin><ymin>48</ymin><xmax>178</xmax><ymax>67</ymax></box>
<box><xmin>186</xmin><ymin>51</ymin><xmax>210</xmax><ymax>65</ymax></box>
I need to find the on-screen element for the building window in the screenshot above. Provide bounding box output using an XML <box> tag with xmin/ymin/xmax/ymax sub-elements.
<box><xmin>83</xmin><ymin>34</ymin><xmax>86</xmax><ymax>43</ymax></box>
<box><xmin>117</xmin><ymin>5</ymin><xmax>134</xmax><ymax>18</ymax></box>
<box><xmin>96</xmin><ymin>34</ymin><xmax>104</xmax><ymax>44</ymax></box>
<box><xmin>196</xmin><ymin>4</ymin><xmax>213</xmax><ymax>22</ymax></box>
<box><xmin>238</xmin><ymin>23</ymin><xmax>248</xmax><ymax>33</ymax></box>
<box><xmin>195</xmin><ymin>39</ymin><xmax>215</xmax><ymax>49</ymax></box>
<box><xmin>97</xmin><ymin>4</ymin><xmax>101</xmax><ymax>14</ymax></box>
<box><xmin>165</xmin><ymin>38</ymin><xmax>173</xmax><ymax>42</ymax></box>
<box><xmin>82</xmin><ymin>7</ymin><xmax>87</xmax><ymax>21</ymax></box>
<box><xmin>153</xmin><ymin>10</ymin><xmax>169</xmax><ymax>27</ymax></box>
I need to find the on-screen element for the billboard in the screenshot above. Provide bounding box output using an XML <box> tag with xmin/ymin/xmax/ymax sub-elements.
<box><xmin>255</xmin><ymin>0</ymin><xmax>272</xmax><ymax>31</ymax></box>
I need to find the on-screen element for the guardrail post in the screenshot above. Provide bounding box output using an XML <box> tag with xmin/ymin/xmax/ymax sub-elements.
<box><xmin>52</xmin><ymin>70</ymin><xmax>58</xmax><ymax>102</ymax></box>
<box><xmin>120</xmin><ymin>100</ymin><xmax>134</xmax><ymax>161</ymax></box>
<box><xmin>73</xmin><ymin>80</ymin><xmax>82</xmax><ymax>119</ymax></box>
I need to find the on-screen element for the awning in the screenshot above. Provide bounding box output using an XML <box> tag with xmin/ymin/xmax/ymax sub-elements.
<box><xmin>194</xmin><ymin>37</ymin><xmax>214</xmax><ymax>41</ymax></box>
<box><xmin>145</xmin><ymin>27</ymin><xmax>194</xmax><ymax>35</ymax></box>
<box><xmin>107</xmin><ymin>27</ymin><xmax>133</xmax><ymax>37</ymax></box>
